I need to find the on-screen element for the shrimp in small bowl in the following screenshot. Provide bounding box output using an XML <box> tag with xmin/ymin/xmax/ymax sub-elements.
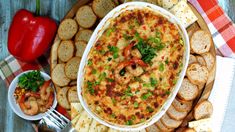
<box><xmin>8</xmin><ymin>70</ymin><xmax>57</xmax><ymax>120</ymax></box>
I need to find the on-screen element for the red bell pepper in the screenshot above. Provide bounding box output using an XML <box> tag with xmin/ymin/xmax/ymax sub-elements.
<box><xmin>8</xmin><ymin>0</ymin><xmax>57</xmax><ymax>62</ymax></box>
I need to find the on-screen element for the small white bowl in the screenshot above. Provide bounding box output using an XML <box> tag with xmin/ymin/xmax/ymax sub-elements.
<box><xmin>77</xmin><ymin>2</ymin><xmax>190</xmax><ymax>131</ymax></box>
<box><xmin>8</xmin><ymin>70</ymin><xmax>57</xmax><ymax>121</ymax></box>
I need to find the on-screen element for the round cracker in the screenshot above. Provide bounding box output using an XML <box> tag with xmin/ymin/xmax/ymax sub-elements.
<box><xmin>68</xmin><ymin>86</ymin><xmax>79</xmax><ymax>102</ymax></box>
<box><xmin>76</xmin><ymin>5</ymin><xmax>97</xmax><ymax>28</ymax></box>
<box><xmin>57</xmin><ymin>87</ymin><xmax>70</xmax><ymax>109</ymax></box>
<box><xmin>58</xmin><ymin>19</ymin><xmax>78</xmax><ymax>40</ymax></box>
<box><xmin>52</xmin><ymin>64</ymin><xmax>70</xmax><ymax>87</ymax></box>
<box><xmin>58</xmin><ymin>40</ymin><xmax>75</xmax><ymax>62</ymax></box>
<box><xmin>75</xmin><ymin>41</ymin><xmax>87</xmax><ymax>57</ymax></box>
<box><xmin>65</xmin><ymin>57</ymin><xmax>81</xmax><ymax>80</ymax></box>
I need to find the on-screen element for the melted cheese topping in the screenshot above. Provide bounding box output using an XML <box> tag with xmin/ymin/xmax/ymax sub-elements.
<box><xmin>83</xmin><ymin>9</ymin><xmax>184</xmax><ymax>125</ymax></box>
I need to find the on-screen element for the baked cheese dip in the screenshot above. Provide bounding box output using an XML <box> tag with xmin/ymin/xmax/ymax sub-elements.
<box><xmin>82</xmin><ymin>8</ymin><xmax>184</xmax><ymax>125</ymax></box>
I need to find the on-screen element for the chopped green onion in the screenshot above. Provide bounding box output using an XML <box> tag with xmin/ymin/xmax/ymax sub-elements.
<box><xmin>150</xmin><ymin>77</ymin><xmax>158</xmax><ymax>87</ymax></box>
<box><xmin>126</xmin><ymin>120</ymin><xmax>133</xmax><ymax>125</ymax></box>
<box><xmin>106</xmin><ymin>27</ymin><xmax>116</xmax><ymax>36</ymax></box>
<box><xmin>119</xmin><ymin>68</ymin><xmax>126</xmax><ymax>76</ymax></box>
<box><xmin>141</xmin><ymin>92</ymin><xmax>152</xmax><ymax>100</ymax></box>
<box><xmin>134</xmin><ymin>102</ymin><xmax>139</xmax><ymax>108</ymax></box>
<box><xmin>159</xmin><ymin>62</ymin><xmax>164</xmax><ymax>72</ymax></box>
<box><xmin>146</xmin><ymin>106</ymin><xmax>154</xmax><ymax>113</ymax></box>
<box><xmin>92</xmin><ymin>69</ymin><xmax>97</xmax><ymax>74</ymax></box>
<box><xmin>87</xmin><ymin>60</ymin><xmax>92</xmax><ymax>66</ymax></box>
<box><xmin>87</xmin><ymin>81</ymin><xmax>95</xmax><ymax>95</ymax></box>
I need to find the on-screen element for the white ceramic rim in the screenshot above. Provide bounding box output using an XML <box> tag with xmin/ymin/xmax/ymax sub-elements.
<box><xmin>8</xmin><ymin>70</ymin><xmax>57</xmax><ymax>121</ymax></box>
<box><xmin>77</xmin><ymin>2</ymin><xmax>190</xmax><ymax>131</ymax></box>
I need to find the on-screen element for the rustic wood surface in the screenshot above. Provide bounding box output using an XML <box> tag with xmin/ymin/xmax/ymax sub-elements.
<box><xmin>0</xmin><ymin>0</ymin><xmax>234</xmax><ymax>132</ymax></box>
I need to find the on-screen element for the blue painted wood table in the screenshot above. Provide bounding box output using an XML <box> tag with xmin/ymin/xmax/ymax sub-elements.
<box><xmin>0</xmin><ymin>0</ymin><xmax>235</xmax><ymax>132</ymax></box>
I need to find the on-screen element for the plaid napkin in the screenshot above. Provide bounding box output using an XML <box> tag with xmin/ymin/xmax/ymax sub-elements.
<box><xmin>189</xmin><ymin>0</ymin><xmax>235</xmax><ymax>58</ymax></box>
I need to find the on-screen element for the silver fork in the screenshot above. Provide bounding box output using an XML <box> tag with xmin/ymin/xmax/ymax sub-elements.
<box><xmin>38</xmin><ymin>108</ymin><xmax>74</xmax><ymax>132</ymax></box>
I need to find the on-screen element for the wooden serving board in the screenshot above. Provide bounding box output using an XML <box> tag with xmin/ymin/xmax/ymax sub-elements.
<box><xmin>50</xmin><ymin>0</ymin><xmax>216</xmax><ymax>131</ymax></box>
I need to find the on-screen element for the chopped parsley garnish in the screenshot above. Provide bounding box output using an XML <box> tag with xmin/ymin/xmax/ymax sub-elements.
<box><xmin>131</xmin><ymin>115</ymin><xmax>136</xmax><ymax>120</ymax></box>
<box><xmin>18</xmin><ymin>70</ymin><xmax>44</xmax><ymax>92</ymax></box>
<box><xmin>87</xmin><ymin>81</ymin><xmax>95</xmax><ymax>95</ymax></box>
<box><xmin>143</xmin><ymin>83</ymin><xmax>151</xmax><ymax>87</ymax></box>
<box><xmin>146</xmin><ymin>106</ymin><xmax>154</xmax><ymax>113</ymax></box>
<box><xmin>126</xmin><ymin>120</ymin><xmax>133</xmax><ymax>125</ymax></box>
<box><xmin>141</xmin><ymin>92</ymin><xmax>152</xmax><ymax>100</ymax></box>
<box><xmin>111</xmin><ymin>113</ymin><xmax>116</xmax><ymax>118</ymax></box>
<box><xmin>123</xmin><ymin>34</ymin><xmax>133</xmax><ymax>40</ymax></box>
<box><xmin>108</xmin><ymin>45</ymin><xmax>119</xmax><ymax>59</ymax></box>
<box><xmin>134</xmin><ymin>102</ymin><xmax>139</xmax><ymax>108</ymax></box>
<box><xmin>159</xmin><ymin>62</ymin><xmax>165</xmax><ymax>72</ymax></box>
<box><xmin>148</xmin><ymin>37</ymin><xmax>161</xmax><ymax>45</ymax></box>
<box><xmin>87</xmin><ymin>59</ymin><xmax>92</xmax><ymax>66</ymax></box>
<box><xmin>150</xmin><ymin>77</ymin><xmax>158</xmax><ymax>87</ymax></box>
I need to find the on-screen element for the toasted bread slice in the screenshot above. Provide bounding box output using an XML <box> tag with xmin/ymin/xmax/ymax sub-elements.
<box><xmin>58</xmin><ymin>40</ymin><xmax>75</xmax><ymax>62</ymax></box>
<box><xmin>177</xmin><ymin>78</ymin><xmax>199</xmax><ymax>101</ymax></box>
<box><xmin>76</xmin><ymin>5</ymin><xmax>97</xmax><ymax>28</ymax></box>
<box><xmin>193</xmin><ymin>100</ymin><xmax>213</xmax><ymax>120</ymax></box>
<box><xmin>58</xmin><ymin>19</ymin><xmax>78</xmax><ymax>40</ymax></box>
<box><xmin>160</xmin><ymin>114</ymin><xmax>183</xmax><ymax>129</ymax></box>
<box><xmin>189</xmin><ymin>54</ymin><xmax>197</xmax><ymax>65</ymax></box>
<box><xmin>68</xmin><ymin>86</ymin><xmax>79</xmax><ymax>102</ymax></box>
<box><xmin>146</xmin><ymin>124</ymin><xmax>161</xmax><ymax>132</ymax></box>
<box><xmin>186</xmin><ymin>63</ymin><xmax>209</xmax><ymax>85</ymax></box>
<box><xmin>75</xmin><ymin>29</ymin><xmax>93</xmax><ymax>42</ymax></box>
<box><xmin>172</xmin><ymin>98</ymin><xmax>193</xmax><ymax>112</ymax></box>
<box><xmin>190</xmin><ymin>30</ymin><xmax>212</xmax><ymax>54</ymax></box>
<box><xmin>198</xmin><ymin>83</ymin><xmax>205</xmax><ymax>90</ymax></box>
<box><xmin>92</xmin><ymin>0</ymin><xmax>116</xmax><ymax>18</ymax></box>
<box><xmin>196</xmin><ymin>55</ymin><xmax>206</xmax><ymax>66</ymax></box>
<box><xmin>202</xmin><ymin>52</ymin><xmax>215</xmax><ymax>71</ymax></box>
<box><xmin>155</xmin><ymin>120</ymin><xmax>174</xmax><ymax>131</ymax></box>
<box><xmin>65</xmin><ymin>57</ymin><xmax>81</xmax><ymax>80</ymax></box>
<box><xmin>52</xmin><ymin>64</ymin><xmax>70</xmax><ymax>87</ymax></box>
<box><xmin>167</xmin><ymin>105</ymin><xmax>188</xmax><ymax>121</ymax></box>
<box><xmin>57</xmin><ymin>87</ymin><xmax>70</xmax><ymax>109</ymax></box>
<box><xmin>75</xmin><ymin>40</ymin><xmax>87</xmax><ymax>57</ymax></box>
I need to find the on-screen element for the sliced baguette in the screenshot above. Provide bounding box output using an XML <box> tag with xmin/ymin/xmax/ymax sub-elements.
<box><xmin>51</xmin><ymin>64</ymin><xmax>70</xmax><ymax>87</ymax></box>
<box><xmin>177</xmin><ymin>78</ymin><xmax>199</xmax><ymax>101</ymax></box>
<box><xmin>92</xmin><ymin>0</ymin><xmax>116</xmax><ymax>18</ymax></box>
<box><xmin>160</xmin><ymin>114</ymin><xmax>183</xmax><ymax>129</ymax></box>
<box><xmin>202</xmin><ymin>52</ymin><xmax>215</xmax><ymax>71</ymax></box>
<box><xmin>76</xmin><ymin>5</ymin><xmax>97</xmax><ymax>28</ymax></box>
<box><xmin>155</xmin><ymin>120</ymin><xmax>174</xmax><ymax>131</ymax></box>
<box><xmin>189</xmin><ymin>54</ymin><xmax>197</xmax><ymax>65</ymax></box>
<box><xmin>75</xmin><ymin>29</ymin><xmax>93</xmax><ymax>42</ymax></box>
<box><xmin>58</xmin><ymin>19</ymin><xmax>78</xmax><ymax>40</ymax></box>
<box><xmin>57</xmin><ymin>87</ymin><xmax>70</xmax><ymax>109</ymax></box>
<box><xmin>172</xmin><ymin>98</ymin><xmax>193</xmax><ymax>112</ymax></box>
<box><xmin>75</xmin><ymin>40</ymin><xmax>87</xmax><ymax>57</ymax></box>
<box><xmin>186</xmin><ymin>63</ymin><xmax>209</xmax><ymax>85</ymax></box>
<box><xmin>65</xmin><ymin>57</ymin><xmax>81</xmax><ymax>80</ymax></box>
<box><xmin>190</xmin><ymin>30</ymin><xmax>212</xmax><ymax>54</ymax></box>
<box><xmin>58</xmin><ymin>40</ymin><xmax>75</xmax><ymax>62</ymax></box>
<box><xmin>196</xmin><ymin>55</ymin><xmax>206</xmax><ymax>66</ymax></box>
<box><xmin>193</xmin><ymin>100</ymin><xmax>213</xmax><ymax>120</ymax></box>
<box><xmin>166</xmin><ymin>105</ymin><xmax>188</xmax><ymax>121</ymax></box>
<box><xmin>68</xmin><ymin>86</ymin><xmax>79</xmax><ymax>102</ymax></box>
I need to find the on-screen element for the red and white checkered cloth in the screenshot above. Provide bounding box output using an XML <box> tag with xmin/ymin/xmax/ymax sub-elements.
<box><xmin>189</xmin><ymin>0</ymin><xmax>235</xmax><ymax>57</ymax></box>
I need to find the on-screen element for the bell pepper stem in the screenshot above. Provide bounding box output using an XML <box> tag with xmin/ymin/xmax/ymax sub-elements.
<box><xmin>36</xmin><ymin>0</ymin><xmax>40</xmax><ymax>16</ymax></box>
